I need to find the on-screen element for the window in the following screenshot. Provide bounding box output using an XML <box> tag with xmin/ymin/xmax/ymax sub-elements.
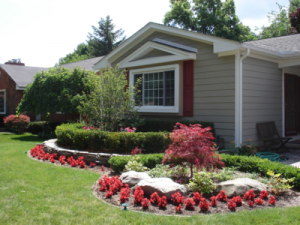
<box><xmin>130</xmin><ymin>64</ymin><xmax>179</xmax><ymax>113</ymax></box>
<box><xmin>0</xmin><ymin>90</ymin><xmax>6</xmax><ymax>114</ymax></box>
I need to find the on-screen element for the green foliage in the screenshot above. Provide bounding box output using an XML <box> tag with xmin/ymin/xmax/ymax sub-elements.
<box><xmin>18</xmin><ymin>67</ymin><xmax>97</xmax><ymax>116</ymax></box>
<box><xmin>55</xmin><ymin>123</ymin><xmax>172</xmax><ymax>154</ymax></box>
<box><xmin>267</xmin><ymin>170</ymin><xmax>295</xmax><ymax>195</ymax></box>
<box><xmin>108</xmin><ymin>154</ymin><xmax>164</xmax><ymax>173</ymax></box>
<box><xmin>220</xmin><ymin>154</ymin><xmax>300</xmax><ymax>188</ymax></box>
<box><xmin>188</xmin><ymin>170</ymin><xmax>216</xmax><ymax>194</ymax></box>
<box><xmin>27</xmin><ymin>121</ymin><xmax>62</xmax><ymax>134</ymax></box>
<box><xmin>164</xmin><ymin>0</ymin><xmax>257</xmax><ymax>42</ymax></box>
<box><xmin>124</xmin><ymin>159</ymin><xmax>148</xmax><ymax>172</ymax></box>
<box><xmin>58</xmin><ymin>43</ymin><xmax>90</xmax><ymax>65</ymax></box>
<box><xmin>77</xmin><ymin>66</ymin><xmax>141</xmax><ymax>131</ymax></box>
<box><xmin>228</xmin><ymin>139</ymin><xmax>256</xmax><ymax>156</ymax></box>
<box><xmin>149</xmin><ymin>164</ymin><xmax>171</xmax><ymax>178</ymax></box>
<box><xmin>87</xmin><ymin>15</ymin><xmax>126</xmax><ymax>57</ymax></box>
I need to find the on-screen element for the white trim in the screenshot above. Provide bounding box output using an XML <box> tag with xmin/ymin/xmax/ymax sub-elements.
<box><xmin>118</xmin><ymin>42</ymin><xmax>196</xmax><ymax>68</ymax></box>
<box><xmin>93</xmin><ymin>22</ymin><xmax>242</xmax><ymax>70</ymax></box>
<box><xmin>234</xmin><ymin>52</ymin><xmax>241</xmax><ymax>146</ymax></box>
<box><xmin>129</xmin><ymin>64</ymin><xmax>180</xmax><ymax>113</ymax></box>
<box><xmin>278</xmin><ymin>57</ymin><xmax>300</xmax><ymax>68</ymax></box>
<box><xmin>152</xmin><ymin>38</ymin><xmax>198</xmax><ymax>53</ymax></box>
<box><xmin>0</xmin><ymin>89</ymin><xmax>6</xmax><ymax>114</ymax></box>
<box><xmin>16</xmin><ymin>86</ymin><xmax>25</xmax><ymax>90</ymax></box>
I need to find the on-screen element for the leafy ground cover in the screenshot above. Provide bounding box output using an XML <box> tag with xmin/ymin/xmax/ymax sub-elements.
<box><xmin>1</xmin><ymin>132</ymin><xmax>300</xmax><ymax>224</ymax></box>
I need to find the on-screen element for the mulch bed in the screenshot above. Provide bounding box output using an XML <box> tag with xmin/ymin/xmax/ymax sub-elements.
<box><xmin>91</xmin><ymin>178</ymin><xmax>300</xmax><ymax>216</ymax></box>
<box><xmin>27</xmin><ymin>151</ymin><xmax>300</xmax><ymax>215</ymax></box>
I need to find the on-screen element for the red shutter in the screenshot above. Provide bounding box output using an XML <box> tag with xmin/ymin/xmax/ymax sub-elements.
<box><xmin>183</xmin><ymin>60</ymin><xmax>194</xmax><ymax>117</ymax></box>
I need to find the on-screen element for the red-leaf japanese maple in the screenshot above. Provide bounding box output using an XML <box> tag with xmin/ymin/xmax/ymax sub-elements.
<box><xmin>162</xmin><ymin>123</ymin><xmax>224</xmax><ymax>177</ymax></box>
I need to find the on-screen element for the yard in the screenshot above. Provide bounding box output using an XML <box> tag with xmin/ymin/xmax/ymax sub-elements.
<box><xmin>1</xmin><ymin>132</ymin><xmax>300</xmax><ymax>224</ymax></box>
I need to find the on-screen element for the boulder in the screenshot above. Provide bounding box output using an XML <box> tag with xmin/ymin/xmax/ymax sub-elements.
<box><xmin>135</xmin><ymin>178</ymin><xmax>187</xmax><ymax>200</ymax></box>
<box><xmin>216</xmin><ymin>178</ymin><xmax>267</xmax><ymax>197</ymax></box>
<box><xmin>119</xmin><ymin>171</ymin><xmax>151</xmax><ymax>187</ymax></box>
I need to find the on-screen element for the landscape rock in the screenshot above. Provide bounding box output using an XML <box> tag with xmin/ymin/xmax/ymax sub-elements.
<box><xmin>119</xmin><ymin>171</ymin><xmax>151</xmax><ymax>187</ymax></box>
<box><xmin>135</xmin><ymin>178</ymin><xmax>187</xmax><ymax>200</ymax></box>
<box><xmin>216</xmin><ymin>178</ymin><xmax>267</xmax><ymax>197</ymax></box>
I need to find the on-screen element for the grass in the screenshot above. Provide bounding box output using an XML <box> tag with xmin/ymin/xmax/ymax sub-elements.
<box><xmin>1</xmin><ymin>132</ymin><xmax>300</xmax><ymax>225</ymax></box>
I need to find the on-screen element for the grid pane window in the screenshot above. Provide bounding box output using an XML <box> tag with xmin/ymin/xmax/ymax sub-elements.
<box><xmin>134</xmin><ymin>70</ymin><xmax>174</xmax><ymax>107</ymax></box>
<box><xmin>0</xmin><ymin>91</ymin><xmax>5</xmax><ymax>113</ymax></box>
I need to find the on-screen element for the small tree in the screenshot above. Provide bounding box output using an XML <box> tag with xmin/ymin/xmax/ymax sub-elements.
<box><xmin>162</xmin><ymin>122</ymin><xmax>224</xmax><ymax>177</ymax></box>
<box><xmin>77</xmin><ymin>66</ymin><xmax>141</xmax><ymax>131</ymax></box>
<box><xmin>290</xmin><ymin>7</ymin><xmax>300</xmax><ymax>33</ymax></box>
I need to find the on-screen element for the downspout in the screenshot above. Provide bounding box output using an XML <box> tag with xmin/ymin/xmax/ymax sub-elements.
<box><xmin>239</xmin><ymin>49</ymin><xmax>250</xmax><ymax>146</ymax></box>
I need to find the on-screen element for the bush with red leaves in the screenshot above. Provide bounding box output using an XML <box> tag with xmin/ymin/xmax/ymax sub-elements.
<box><xmin>185</xmin><ymin>197</ymin><xmax>196</xmax><ymax>210</ymax></box>
<box><xmin>158</xmin><ymin>196</ymin><xmax>167</xmax><ymax>209</ymax></box>
<box><xmin>248</xmin><ymin>200</ymin><xmax>254</xmax><ymax>207</ymax></box>
<box><xmin>3</xmin><ymin>114</ymin><xmax>30</xmax><ymax>133</ymax></box>
<box><xmin>210</xmin><ymin>196</ymin><xmax>217</xmax><ymax>207</ymax></box>
<box><xmin>260</xmin><ymin>190</ymin><xmax>268</xmax><ymax>199</ymax></box>
<box><xmin>142</xmin><ymin>198</ymin><xmax>150</xmax><ymax>209</ymax></box>
<box><xmin>243</xmin><ymin>189</ymin><xmax>256</xmax><ymax>201</ymax></box>
<box><xmin>131</xmin><ymin>147</ymin><xmax>142</xmax><ymax>155</ymax></box>
<box><xmin>90</xmin><ymin>162</ymin><xmax>96</xmax><ymax>167</ymax></box>
<box><xmin>150</xmin><ymin>192</ymin><xmax>161</xmax><ymax>204</ymax></box>
<box><xmin>199</xmin><ymin>198</ymin><xmax>209</xmax><ymax>212</ymax></box>
<box><xmin>228</xmin><ymin>199</ymin><xmax>236</xmax><ymax>211</ymax></box>
<box><xmin>120</xmin><ymin>187</ymin><xmax>130</xmax><ymax>203</ymax></box>
<box><xmin>134</xmin><ymin>186</ymin><xmax>144</xmax><ymax>204</ymax></box>
<box><xmin>175</xmin><ymin>204</ymin><xmax>183</xmax><ymax>213</ymax></box>
<box><xmin>217</xmin><ymin>190</ymin><xmax>228</xmax><ymax>202</ymax></box>
<box><xmin>193</xmin><ymin>192</ymin><xmax>202</xmax><ymax>204</ymax></box>
<box><xmin>162</xmin><ymin>123</ymin><xmax>224</xmax><ymax>177</ymax></box>
<box><xmin>232</xmin><ymin>196</ymin><xmax>243</xmax><ymax>206</ymax></box>
<box><xmin>171</xmin><ymin>192</ymin><xmax>185</xmax><ymax>206</ymax></box>
<box><xmin>268</xmin><ymin>196</ymin><xmax>276</xmax><ymax>205</ymax></box>
<box><xmin>255</xmin><ymin>198</ymin><xmax>265</xmax><ymax>205</ymax></box>
<box><xmin>99</xmin><ymin>175</ymin><xmax>123</xmax><ymax>193</ymax></box>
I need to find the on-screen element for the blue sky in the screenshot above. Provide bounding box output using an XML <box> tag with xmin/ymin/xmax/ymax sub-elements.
<box><xmin>0</xmin><ymin>0</ymin><xmax>291</xmax><ymax>67</ymax></box>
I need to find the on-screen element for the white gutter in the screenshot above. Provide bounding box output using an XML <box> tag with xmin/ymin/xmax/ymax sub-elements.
<box><xmin>238</xmin><ymin>49</ymin><xmax>250</xmax><ymax>146</ymax></box>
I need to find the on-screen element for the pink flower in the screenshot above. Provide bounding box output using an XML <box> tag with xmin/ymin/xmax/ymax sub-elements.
<box><xmin>133</xmin><ymin>127</ymin><xmax>136</xmax><ymax>130</ymax></box>
<box><xmin>129</xmin><ymin>129</ymin><xmax>132</xmax><ymax>133</ymax></box>
<box><xmin>120</xmin><ymin>127</ymin><xmax>123</xmax><ymax>131</ymax></box>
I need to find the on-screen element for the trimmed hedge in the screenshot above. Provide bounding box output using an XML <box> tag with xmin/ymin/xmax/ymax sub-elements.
<box><xmin>220</xmin><ymin>154</ymin><xmax>300</xmax><ymax>188</ymax></box>
<box><xmin>108</xmin><ymin>153</ymin><xmax>300</xmax><ymax>188</ymax></box>
<box><xmin>137</xmin><ymin>119</ymin><xmax>215</xmax><ymax>137</ymax></box>
<box><xmin>108</xmin><ymin>154</ymin><xmax>164</xmax><ymax>173</ymax></box>
<box><xmin>55</xmin><ymin>123</ymin><xmax>172</xmax><ymax>154</ymax></box>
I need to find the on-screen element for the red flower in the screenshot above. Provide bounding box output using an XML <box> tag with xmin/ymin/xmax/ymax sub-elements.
<box><xmin>158</xmin><ymin>196</ymin><xmax>167</xmax><ymax>209</ymax></box>
<box><xmin>175</xmin><ymin>204</ymin><xmax>183</xmax><ymax>213</ymax></box>
<box><xmin>199</xmin><ymin>198</ymin><xmax>209</xmax><ymax>212</ymax></box>
<box><xmin>142</xmin><ymin>198</ymin><xmax>150</xmax><ymax>209</ymax></box>
<box><xmin>171</xmin><ymin>192</ymin><xmax>185</xmax><ymax>206</ymax></box>
<box><xmin>232</xmin><ymin>196</ymin><xmax>243</xmax><ymax>206</ymax></box>
<box><xmin>185</xmin><ymin>198</ymin><xmax>196</xmax><ymax>210</ymax></box>
<box><xmin>255</xmin><ymin>198</ymin><xmax>265</xmax><ymax>205</ymax></box>
<box><xmin>217</xmin><ymin>190</ymin><xmax>228</xmax><ymax>202</ymax></box>
<box><xmin>243</xmin><ymin>189</ymin><xmax>256</xmax><ymax>201</ymax></box>
<box><xmin>90</xmin><ymin>162</ymin><xmax>96</xmax><ymax>167</ymax></box>
<box><xmin>210</xmin><ymin>196</ymin><xmax>217</xmax><ymax>207</ymax></box>
<box><xmin>248</xmin><ymin>200</ymin><xmax>254</xmax><ymax>207</ymax></box>
<box><xmin>268</xmin><ymin>196</ymin><xmax>276</xmax><ymax>205</ymax></box>
<box><xmin>150</xmin><ymin>192</ymin><xmax>161</xmax><ymax>204</ymax></box>
<box><xmin>228</xmin><ymin>199</ymin><xmax>236</xmax><ymax>211</ymax></box>
<box><xmin>193</xmin><ymin>192</ymin><xmax>202</xmax><ymax>204</ymax></box>
<box><xmin>259</xmin><ymin>190</ymin><xmax>269</xmax><ymax>199</ymax></box>
<box><xmin>133</xmin><ymin>186</ymin><xmax>144</xmax><ymax>204</ymax></box>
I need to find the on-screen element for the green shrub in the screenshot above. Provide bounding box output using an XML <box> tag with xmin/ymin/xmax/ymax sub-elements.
<box><xmin>220</xmin><ymin>154</ymin><xmax>300</xmax><ymax>188</ymax></box>
<box><xmin>108</xmin><ymin>154</ymin><xmax>164</xmax><ymax>173</ymax></box>
<box><xmin>124</xmin><ymin>160</ymin><xmax>148</xmax><ymax>172</ymax></box>
<box><xmin>27</xmin><ymin>121</ymin><xmax>62</xmax><ymax>134</ymax></box>
<box><xmin>55</xmin><ymin>123</ymin><xmax>172</xmax><ymax>154</ymax></box>
<box><xmin>188</xmin><ymin>171</ymin><xmax>216</xmax><ymax>194</ymax></box>
<box><xmin>135</xmin><ymin>119</ymin><xmax>215</xmax><ymax>137</ymax></box>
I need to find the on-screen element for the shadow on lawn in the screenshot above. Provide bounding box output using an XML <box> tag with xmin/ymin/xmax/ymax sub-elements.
<box><xmin>10</xmin><ymin>134</ymin><xmax>46</xmax><ymax>143</ymax></box>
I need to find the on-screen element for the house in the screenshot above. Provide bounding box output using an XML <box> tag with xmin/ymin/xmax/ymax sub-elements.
<box><xmin>92</xmin><ymin>22</ymin><xmax>300</xmax><ymax>147</ymax></box>
<box><xmin>0</xmin><ymin>60</ymin><xmax>48</xmax><ymax>120</ymax></box>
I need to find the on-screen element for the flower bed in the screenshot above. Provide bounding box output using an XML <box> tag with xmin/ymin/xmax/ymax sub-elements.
<box><xmin>92</xmin><ymin>176</ymin><xmax>300</xmax><ymax>216</ymax></box>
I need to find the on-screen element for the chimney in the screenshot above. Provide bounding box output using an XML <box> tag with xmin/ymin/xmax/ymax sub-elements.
<box><xmin>5</xmin><ymin>59</ymin><xmax>25</xmax><ymax>66</ymax></box>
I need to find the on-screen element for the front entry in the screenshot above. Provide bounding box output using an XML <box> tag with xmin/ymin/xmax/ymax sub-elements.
<box><xmin>285</xmin><ymin>74</ymin><xmax>300</xmax><ymax>136</ymax></box>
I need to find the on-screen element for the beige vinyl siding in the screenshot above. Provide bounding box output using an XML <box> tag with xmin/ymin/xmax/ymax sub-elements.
<box><xmin>114</xmin><ymin>32</ymin><xmax>236</xmax><ymax>144</ymax></box>
<box><xmin>242</xmin><ymin>57</ymin><xmax>282</xmax><ymax>145</ymax></box>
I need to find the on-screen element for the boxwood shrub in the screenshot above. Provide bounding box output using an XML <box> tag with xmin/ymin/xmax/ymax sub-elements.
<box><xmin>108</xmin><ymin>153</ymin><xmax>300</xmax><ymax>188</ymax></box>
<box><xmin>108</xmin><ymin>154</ymin><xmax>164</xmax><ymax>173</ymax></box>
<box><xmin>55</xmin><ymin>123</ymin><xmax>172</xmax><ymax>154</ymax></box>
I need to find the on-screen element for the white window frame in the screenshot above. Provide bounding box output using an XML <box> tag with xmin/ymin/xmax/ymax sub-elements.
<box><xmin>0</xmin><ymin>89</ymin><xmax>6</xmax><ymax>114</ymax></box>
<box><xmin>129</xmin><ymin>64</ymin><xmax>179</xmax><ymax>113</ymax></box>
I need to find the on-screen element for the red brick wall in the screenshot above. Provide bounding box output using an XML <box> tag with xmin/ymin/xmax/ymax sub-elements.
<box><xmin>0</xmin><ymin>68</ymin><xmax>23</xmax><ymax>115</ymax></box>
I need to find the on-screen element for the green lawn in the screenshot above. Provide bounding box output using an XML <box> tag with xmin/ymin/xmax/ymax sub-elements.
<box><xmin>1</xmin><ymin>132</ymin><xmax>300</xmax><ymax>225</ymax></box>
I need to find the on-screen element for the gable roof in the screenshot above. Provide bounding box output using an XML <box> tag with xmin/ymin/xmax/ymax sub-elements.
<box><xmin>0</xmin><ymin>64</ymin><xmax>48</xmax><ymax>89</ymax></box>
<box><xmin>243</xmin><ymin>34</ymin><xmax>300</xmax><ymax>58</ymax></box>
<box><xmin>60</xmin><ymin>56</ymin><xmax>104</xmax><ymax>71</ymax></box>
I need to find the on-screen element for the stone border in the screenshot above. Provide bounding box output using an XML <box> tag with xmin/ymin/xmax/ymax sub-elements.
<box><xmin>43</xmin><ymin>139</ymin><xmax>130</xmax><ymax>165</ymax></box>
